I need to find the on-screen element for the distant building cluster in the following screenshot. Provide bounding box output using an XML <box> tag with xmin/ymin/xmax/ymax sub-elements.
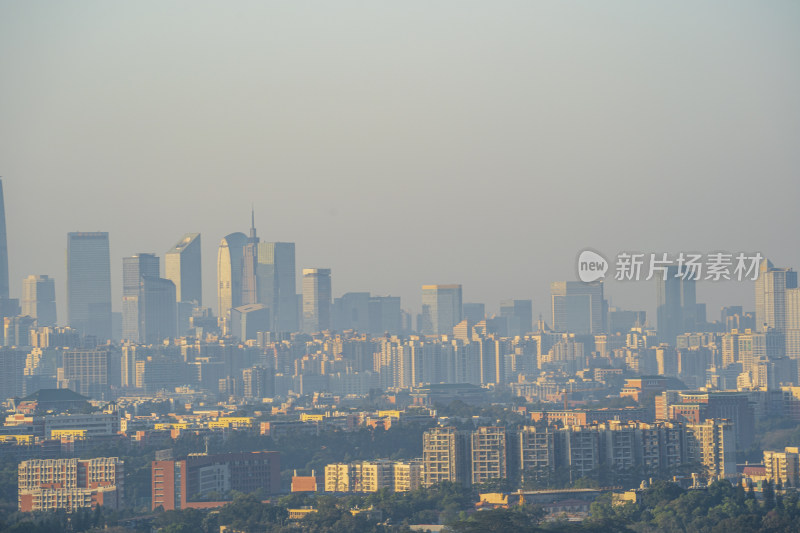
<box><xmin>1</xmin><ymin>177</ymin><xmax>800</xmax><ymax>515</ymax></box>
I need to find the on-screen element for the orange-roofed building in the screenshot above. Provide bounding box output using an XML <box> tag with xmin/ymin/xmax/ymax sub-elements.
<box><xmin>291</xmin><ymin>470</ymin><xmax>319</xmax><ymax>493</ymax></box>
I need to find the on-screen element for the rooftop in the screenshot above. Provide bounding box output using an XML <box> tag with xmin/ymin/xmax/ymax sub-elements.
<box><xmin>21</xmin><ymin>389</ymin><xmax>90</xmax><ymax>403</ymax></box>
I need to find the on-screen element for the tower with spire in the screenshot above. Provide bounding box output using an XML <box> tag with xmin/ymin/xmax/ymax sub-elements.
<box><xmin>0</xmin><ymin>179</ymin><xmax>21</xmax><ymax>320</ymax></box>
<box><xmin>241</xmin><ymin>207</ymin><xmax>260</xmax><ymax>305</ymax></box>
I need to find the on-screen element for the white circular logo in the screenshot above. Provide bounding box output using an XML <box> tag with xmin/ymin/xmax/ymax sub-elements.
<box><xmin>577</xmin><ymin>250</ymin><xmax>608</xmax><ymax>282</ymax></box>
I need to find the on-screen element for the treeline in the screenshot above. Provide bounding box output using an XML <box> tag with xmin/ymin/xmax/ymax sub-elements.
<box><xmin>3</xmin><ymin>479</ymin><xmax>800</xmax><ymax>533</ymax></box>
<box><xmin>152</xmin><ymin>483</ymin><xmax>475</xmax><ymax>532</ymax></box>
<box><xmin>447</xmin><ymin>480</ymin><xmax>800</xmax><ymax>533</ymax></box>
<box><xmin>0</xmin><ymin>506</ymin><xmax>136</xmax><ymax>533</ymax></box>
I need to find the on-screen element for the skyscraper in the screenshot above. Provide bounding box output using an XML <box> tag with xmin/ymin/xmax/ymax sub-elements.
<box><xmin>257</xmin><ymin>242</ymin><xmax>298</xmax><ymax>332</ymax></box>
<box><xmin>500</xmin><ymin>299</ymin><xmax>533</xmax><ymax>337</ymax></box>
<box><xmin>334</xmin><ymin>292</ymin><xmax>370</xmax><ymax>332</ymax></box>
<box><xmin>550</xmin><ymin>281</ymin><xmax>606</xmax><ymax>334</ymax></box>
<box><xmin>217</xmin><ymin>232</ymin><xmax>247</xmax><ymax>331</ymax></box>
<box><xmin>0</xmin><ymin>180</ymin><xmax>20</xmax><ymax>321</ymax></box>
<box><xmin>755</xmin><ymin>259</ymin><xmax>798</xmax><ymax>333</ymax></box>
<box><xmin>122</xmin><ymin>254</ymin><xmax>159</xmax><ymax>342</ymax></box>
<box><xmin>680</xmin><ymin>275</ymin><xmax>700</xmax><ymax>331</ymax></box>
<box><xmin>462</xmin><ymin>303</ymin><xmax>486</xmax><ymax>323</ymax></box>
<box><xmin>368</xmin><ymin>296</ymin><xmax>402</xmax><ymax>334</ymax></box>
<box><xmin>241</xmin><ymin>210</ymin><xmax>260</xmax><ymax>305</ymax></box>
<box><xmin>0</xmin><ymin>179</ymin><xmax>8</xmax><ymax>301</ymax></box>
<box><xmin>653</xmin><ymin>265</ymin><xmax>705</xmax><ymax>343</ymax></box>
<box><xmin>230</xmin><ymin>303</ymin><xmax>269</xmax><ymax>341</ymax></box>
<box><xmin>420</xmin><ymin>284</ymin><xmax>463</xmax><ymax>336</ymax></box>
<box><xmin>165</xmin><ymin>233</ymin><xmax>202</xmax><ymax>305</ymax></box>
<box><xmin>139</xmin><ymin>277</ymin><xmax>177</xmax><ymax>344</ymax></box>
<box><xmin>302</xmin><ymin>268</ymin><xmax>332</xmax><ymax>333</ymax></box>
<box><xmin>67</xmin><ymin>232</ymin><xmax>112</xmax><ymax>340</ymax></box>
<box><xmin>0</xmin><ymin>348</ymin><xmax>26</xmax><ymax>400</ymax></box>
<box><xmin>21</xmin><ymin>275</ymin><xmax>57</xmax><ymax>327</ymax></box>
<box><xmin>655</xmin><ymin>266</ymin><xmax>682</xmax><ymax>344</ymax></box>
<box><xmin>785</xmin><ymin>288</ymin><xmax>800</xmax><ymax>382</ymax></box>
<box><xmin>60</xmin><ymin>348</ymin><xmax>114</xmax><ymax>399</ymax></box>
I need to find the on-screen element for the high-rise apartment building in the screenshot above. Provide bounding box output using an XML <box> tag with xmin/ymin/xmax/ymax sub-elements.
<box><xmin>21</xmin><ymin>275</ymin><xmax>57</xmax><ymax>327</ymax></box>
<box><xmin>165</xmin><ymin>233</ymin><xmax>202</xmax><ymax>305</ymax></box>
<box><xmin>471</xmin><ymin>427</ymin><xmax>507</xmax><ymax>485</ymax></box>
<box><xmin>519</xmin><ymin>426</ymin><xmax>556</xmax><ymax>478</ymax></box>
<box><xmin>561</xmin><ymin>426</ymin><xmax>601</xmax><ymax>479</ymax></box>
<box><xmin>756</xmin><ymin>259</ymin><xmax>798</xmax><ymax>333</ymax></box>
<box><xmin>302</xmin><ymin>268</ymin><xmax>332</xmax><ymax>333</ymax></box>
<box><xmin>686</xmin><ymin>419</ymin><xmax>737</xmax><ymax>480</ymax></box>
<box><xmin>257</xmin><ymin>242</ymin><xmax>298</xmax><ymax>332</ymax></box>
<box><xmin>67</xmin><ymin>232</ymin><xmax>112</xmax><ymax>340</ymax></box>
<box><xmin>420</xmin><ymin>285</ymin><xmax>463</xmax><ymax>336</ymax></box>
<box><xmin>422</xmin><ymin>427</ymin><xmax>469</xmax><ymax>487</ymax></box>
<box><xmin>18</xmin><ymin>457</ymin><xmax>124</xmax><ymax>512</ymax></box>
<box><xmin>217</xmin><ymin>232</ymin><xmax>248</xmax><ymax>331</ymax></box>
<box><xmin>551</xmin><ymin>281</ymin><xmax>606</xmax><ymax>335</ymax></box>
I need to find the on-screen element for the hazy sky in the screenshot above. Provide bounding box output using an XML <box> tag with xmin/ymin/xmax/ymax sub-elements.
<box><xmin>1</xmin><ymin>2</ymin><xmax>799</xmax><ymax>324</ymax></box>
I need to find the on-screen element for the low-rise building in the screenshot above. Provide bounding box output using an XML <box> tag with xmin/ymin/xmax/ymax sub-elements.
<box><xmin>18</xmin><ymin>457</ymin><xmax>124</xmax><ymax>512</ymax></box>
<box><xmin>764</xmin><ymin>447</ymin><xmax>800</xmax><ymax>488</ymax></box>
<box><xmin>151</xmin><ymin>451</ymin><xmax>280</xmax><ymax>510</ymax></box>
<box><xmin>393</xmin><ymin>460</ymin><xmax>424</xmax><ymax>492</ymax></box>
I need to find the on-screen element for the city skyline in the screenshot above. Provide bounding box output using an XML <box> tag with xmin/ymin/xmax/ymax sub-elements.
<box><xmin>0</xmin><ymin>214</ymin><xmax>797</xmax><ymax>333</ymax></box>
<box><xmin>1</xmin><ymin>4</ymin><xmax>799</xmax><ymax>527</ymax></box>
<box><xmin>2</xmin><ymin>3</ymin><xmax>798</xmax><ymax>324</ymax></box>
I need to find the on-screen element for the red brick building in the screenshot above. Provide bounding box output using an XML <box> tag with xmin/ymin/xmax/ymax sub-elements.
<box><xmin>152</xmin><ymin>451</ymin><xmax>280</xmax><ymax>510</ymax></box>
